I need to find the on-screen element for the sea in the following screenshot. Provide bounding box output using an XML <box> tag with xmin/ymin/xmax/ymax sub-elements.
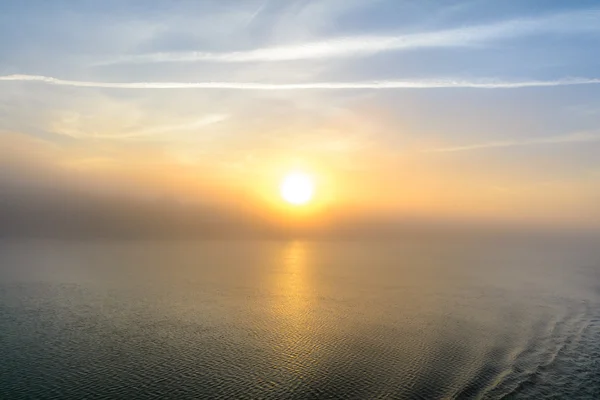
<box><xmin>1</xmin><ymin>238</ymin><xmax>599</xmax><ymax>399</ymax></box>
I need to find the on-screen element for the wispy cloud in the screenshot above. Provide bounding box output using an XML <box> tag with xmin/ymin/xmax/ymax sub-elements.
<box><xmin>2</xmin><ymin>74</ymin><xmax>600</xmax><ymax>90</ymax></box>
<box><xmin>428</xmin><ymin>132</ymin><xmax>600</xmax><ymax>153</ymax></box>
<box><xmin>120</xmin><ymin>115</ymin><xmax>229</xmax><ymax>139</ymax></box>
<box><xmin>53</xmin><ymin>114</ymin><xmax>229</xmax><ymax>140</ymax></box>
<box><xmin>97</xmin><ymin>9</ymin><xmax>600</xmax><ymax>64</ymax></box>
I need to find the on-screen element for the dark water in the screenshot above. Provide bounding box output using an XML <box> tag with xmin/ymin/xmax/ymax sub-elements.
<box><xmin>1</xmin><ymin>239</ymin><xmax>599</xmax><ymax>399</ymax></box>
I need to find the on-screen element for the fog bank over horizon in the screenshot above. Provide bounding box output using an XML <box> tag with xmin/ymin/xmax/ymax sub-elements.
<box><xmin>2</xmin><ymin>170</ymin><xmax>598</xmax><ymax>242</ymax></box>
<box><xmin>2</xmin><ymin>130</ymin><xmax>600</xmax><ymax>241</ymax></box>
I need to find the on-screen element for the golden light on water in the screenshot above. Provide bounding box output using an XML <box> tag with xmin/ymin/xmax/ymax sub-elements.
<box><xmin>280</xmin><ymin>171</ymin><xmax>314</xmax><ymax>206</ymax></box>
<box><xmin>280</xmin><ymin>241</ymin><xmax>309</xmax><ymax>316</ymax></box>
<box><xmin>272</xmin><ymin>241</ymin><xmax>313</xmax><ymax>350</ymax></box>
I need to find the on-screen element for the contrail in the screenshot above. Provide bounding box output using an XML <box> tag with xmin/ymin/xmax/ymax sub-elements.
<box><xmin>2</xmin><ymin>74</ymin><xmax>600</xmax><ymax>90</ymax></box>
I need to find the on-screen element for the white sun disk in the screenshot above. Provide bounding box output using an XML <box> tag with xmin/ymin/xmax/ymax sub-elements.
<box><xmin>280</xmin><ymin>172</ymin><xmax>314</xmax><ymax>205</ymax></box>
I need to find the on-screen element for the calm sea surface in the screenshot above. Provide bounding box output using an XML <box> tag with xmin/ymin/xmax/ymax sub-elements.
<box><xmin>1</xmin><ymin>239</ymin><xmax>599</xmax><ymax>399</ymax></box>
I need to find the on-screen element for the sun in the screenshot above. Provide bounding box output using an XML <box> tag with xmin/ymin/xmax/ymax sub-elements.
<box><xmin>280</xmin><ymin>171</ymin><xmax>314</xmax><ymax>205</ymax></box>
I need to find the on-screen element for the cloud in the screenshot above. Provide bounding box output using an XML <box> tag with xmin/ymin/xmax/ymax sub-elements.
<box><xmin>53</xmin><ymin>114</ymin><xmax>230</xmax><ymax>140</ymax></box>
<box><xmin>127</xmin><ymin>115</ymin><xmax>229</xmax><ymax>137</ymax></box>
<box><xmin>427</xmin><ymin>132</ymin><xmax>600</xmax><ymax>153</ymax></box>
<box><xmin>96</xmin><ymin>9</ymin><xmax>600</xmax><ymax>64</ymax></box>
<box><xmin>2</xmin><ymin>74</ymin><xmax>600</xmax><ymax>90</ymax></box>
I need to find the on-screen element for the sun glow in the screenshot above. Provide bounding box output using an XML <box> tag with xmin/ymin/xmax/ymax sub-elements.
<box><xmin>280</xmin><ymin>171</ymin><xmax>314</xmax><ymax>205</ymax></box>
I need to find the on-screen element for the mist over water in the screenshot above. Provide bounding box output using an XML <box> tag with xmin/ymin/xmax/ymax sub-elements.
<box><xmin>1</xmin><ymin>239</ymin><xmax>599</xmax><ymax>399</ymax></box>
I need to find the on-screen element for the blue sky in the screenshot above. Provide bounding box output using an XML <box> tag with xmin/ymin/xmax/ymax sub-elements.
<box><xmin>1</xmin><ymin>0</ymin><xmax>600</xmax><ymax>230</ymax></box>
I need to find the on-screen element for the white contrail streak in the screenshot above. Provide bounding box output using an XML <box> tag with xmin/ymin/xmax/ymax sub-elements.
<box><xmin>2</xmin><ymin>74</ymin><xmax>600</xmax><ymax>90</ymax></box>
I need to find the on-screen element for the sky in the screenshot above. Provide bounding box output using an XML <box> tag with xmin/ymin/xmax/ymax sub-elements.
<box><xmin>1</xmin><ymin>0</ymin><xmax>600</xmax><ymax>238</ymax></box>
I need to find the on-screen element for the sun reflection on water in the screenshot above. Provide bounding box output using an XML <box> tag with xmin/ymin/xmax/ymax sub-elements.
<box><xmin>275</xmin><ymin>240</ymin><xmax>311</xmax><ymax>322</ymax></box>
<box><xmin>269</xmin><ymin>241</ymin><xmax>319</xmax><ymax>378</ymax></box>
